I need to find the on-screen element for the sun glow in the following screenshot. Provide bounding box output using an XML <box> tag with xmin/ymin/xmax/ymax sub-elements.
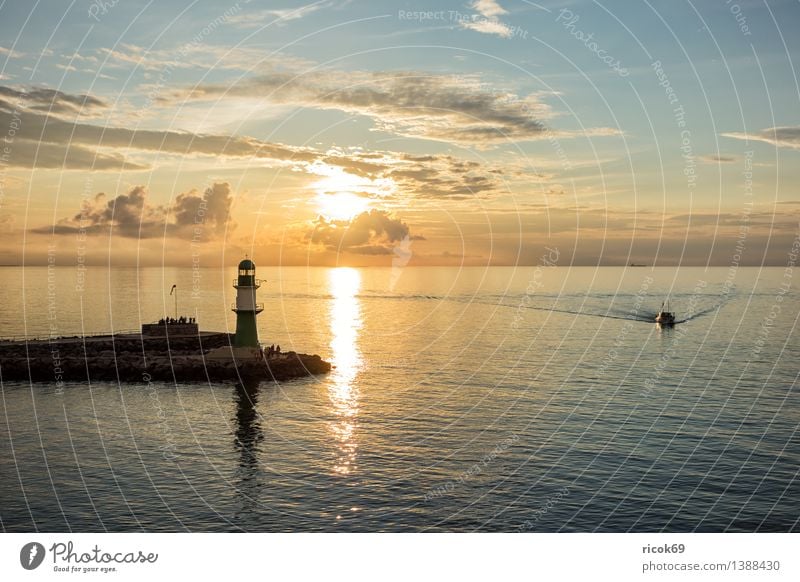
<box><xmin>315</xmin><ymin>191</ymin><xmax>370</xmax><ymax>221</ymax></box>
<box><xmin>310</xmin><ymin>163</ymin><xmax>395</xmax><ymax>221</ymax></box>
<box><xmin>328</xmin><ymin>267</ymin><xmax>363</xmax><ymax>476</ymax></box>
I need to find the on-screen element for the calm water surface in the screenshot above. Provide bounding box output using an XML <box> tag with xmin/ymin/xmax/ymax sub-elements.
<box><xmin>0</xmin><ymin>266</ymin><xmax>797</xmax><ymax>531</ymax></box>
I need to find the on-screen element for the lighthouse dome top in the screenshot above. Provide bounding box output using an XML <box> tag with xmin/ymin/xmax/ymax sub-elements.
<box><xmin>238</xmin><ymin>258</ymin><xmax>256</xmax><ymax>270</ymax></box>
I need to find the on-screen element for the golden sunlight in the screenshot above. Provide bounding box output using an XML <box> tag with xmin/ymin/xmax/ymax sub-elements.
<box><xmin>315</xmin><ymin>191</ymin><xmax>370</xmax><ymax>221</ymax></box>
<box><xmin>311</xmin><ymin>163</ymin><xmax>395</xmax><ymax>221</ymax></box>
<box><xmin>327</xmin><ymin>267</ymin><xmax>363</xmax><ymax>475</ymax></box>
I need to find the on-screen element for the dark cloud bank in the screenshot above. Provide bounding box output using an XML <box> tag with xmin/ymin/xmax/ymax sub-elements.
<box><xmin>31</xmin><ymin>182</ymin><xmax>234</xmax><ymax>240</ymax></box>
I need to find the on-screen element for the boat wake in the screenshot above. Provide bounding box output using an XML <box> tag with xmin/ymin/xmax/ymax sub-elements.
<box><xmin>673</xmin><ymin>303</ymin><xmax>726</xmax><ymax>324</ymax></box>
<box><xmin>509</xmin><ymin>296</ymin><xmax>729</xmax><ymax>325</ymax></box>
<box><xmin>304</xmin><ymin>289</ymin><xmax>733</xmax><ymax>326</ymax></box>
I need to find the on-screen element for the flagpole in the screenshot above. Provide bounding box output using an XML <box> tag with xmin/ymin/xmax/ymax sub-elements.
<box><xmin>170</xmin><ymin>284</ymin><xmax>178</xmax><ymax>320</ymax></box>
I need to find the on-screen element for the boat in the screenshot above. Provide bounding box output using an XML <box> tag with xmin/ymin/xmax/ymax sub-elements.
<box><xmin>655</xmin><ymin>300</ymin><xmax>676</xmax><ymax>326</ymax></box>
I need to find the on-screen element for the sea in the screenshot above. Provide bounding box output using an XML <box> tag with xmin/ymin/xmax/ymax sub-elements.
<box><xmin>0</xmin><ymin>265</ymin><xmax>797</xmax><ymax>532</ymax></box>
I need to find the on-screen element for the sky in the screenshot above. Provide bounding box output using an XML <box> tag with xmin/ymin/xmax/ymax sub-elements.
<box><xmin>0</xmin><ymin>0</ymin><xmax>798</xmax><ymax>267</ymax></box>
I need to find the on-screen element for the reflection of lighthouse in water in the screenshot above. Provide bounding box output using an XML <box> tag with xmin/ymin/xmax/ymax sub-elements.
<box><xmin>232</xmin><ymin>258</ymin><xmax>264</xmax><ymax>348</ymax></box>
<box><xmin>234</xmin><ymin>382</ymin><xmax>262</xmax><ymax>467</ymax></box>
<box><xmin>232</xmin><ymin>381</ymin><xmax>263</xmax><ymax>518</ymax></box>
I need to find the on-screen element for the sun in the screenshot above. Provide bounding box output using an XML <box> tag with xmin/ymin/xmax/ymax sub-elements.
<box><xmin>315</xmin><ymin>191</ymin><xmax>370</xmax><ymax>221</ymax></box>
<box><xmin>310</xmin><ymin>163</ymin><xmax>395</xmax><ymax>221</ymax></box>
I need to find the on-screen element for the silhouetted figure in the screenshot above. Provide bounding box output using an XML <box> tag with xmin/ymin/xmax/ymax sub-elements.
<box><xmin>276</xmin><ymin>345</ymin><xmax>281</xmax><ymax>354</ymax></box>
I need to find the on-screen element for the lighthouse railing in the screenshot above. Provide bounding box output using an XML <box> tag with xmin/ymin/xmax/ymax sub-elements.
<box><xmin>231</xmin><ymin>302</ymin><xmax>264</xmax><ymax>311</ymax></box>
<box><xmin>232</xmin><ymin>278</ymin><xmax>264</xmax><ymax>287</ymax></box>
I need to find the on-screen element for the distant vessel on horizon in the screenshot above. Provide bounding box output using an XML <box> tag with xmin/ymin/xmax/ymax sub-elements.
<box><xmin>655</xmin><ymin>299</ymin><xmax>676</xmax><ymax>326</ymax></box>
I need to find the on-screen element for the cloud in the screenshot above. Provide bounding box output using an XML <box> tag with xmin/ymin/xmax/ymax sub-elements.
<box><xmin>308</xmin><ymin>147</ymin><xmax>547</xmax><ymax>200</ymax></box>
<box><xmin>159</xmin><ymin>70</ymin><xmax>616</xmax><ymax>146</ymax></box>
<box><xmin>0</xmin><ymin>108</ymin><xmax>313</xmax><ymax>161</ymax></box>
<box><xmin>460</xmin><ymin>0</ymin><xmax>514</xmax><ymax>38</ymax></box>
<box><xmin>2</xmin><ymin>140</ymin><xmax>147</xmax><ymax>171</ymax></box>
<box><xmin>226</xmin><ymin>2</ymin><xmax>330</xmax><ymax>28</ymax></box>
<box><xmin>0</xmin><ymin>85</ymin><xmax>108</xmax><ymax>116</ymax></box>
<box><xmin>387</xmin><ymin>153</ymin><xmax>525</xmax><ymax>198</ymax></box>
<box><xmin>473</xmin><ymin>0</ymin><xmax>508</xmax><ymax>18</ymax></box>
<box><xmin>722</xmin><ymin>127</ymin><xmax>800</xmax><ymax>149</ymax></box>
<box><xmin>99</xmin><ymin>43</ymin><xmax>311</xmax><ymax>74</ymax></box>
<box><xmin>0</xmin><ymin>89</ymin><xmax>321</xmax><ymax>170</ymax></box>
<box><xmin>700</xmin><ymin>154</ymin><xmax>737</xmax><ymax>164</ymax></box>
<box><xmin>0</xmin><ymin>46</ymin><xmax>23</xmax><ymax>58</ymax></box>
<box><xmin>309</xmin><ymin>210</ymin><xmax>414</xmax><ymax>254</ymax></box>
<box><xmin>83</xmin><ymin>186</ymin><xmax>157</xmax><ymax>237</ymax></box>
<box><xmin>0</xmin><ymin>85</ymin><xmax>530</xmax><ymax>197</ymax></box>
<box><xmin>0</xmin><ymin>84</ymin><xmax>555</xmax><ymax>199</ymax></box>
<box><xmin>31</xmin><ymin>183</ymin><xmax>235</xmax><ymax>239</ymax></box>
<box><xmin>173</xmin><ymin>182</ymin><xmax>235</xmax><ymax>237</ymax></box>
<box><xmin>462</xmin><ymin>19</ymin><xmax>513</xmax><ymax>38</ymax></box>
<box><xmin>0</xmin><ymin>86</ymin><xmax>141</xmax><ymax>170</ymax></box>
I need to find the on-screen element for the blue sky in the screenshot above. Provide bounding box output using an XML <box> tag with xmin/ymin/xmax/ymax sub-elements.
<box><xmin>1</xmin><ymin>0</ymin><xmax>798</xmax><ymax>265</ymax></box>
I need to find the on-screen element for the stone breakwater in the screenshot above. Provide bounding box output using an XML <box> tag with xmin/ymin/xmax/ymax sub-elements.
<box><xmin>0</xmin><ymin>333</ymin><xmax>331</xmax><ymax>384</ymax></box>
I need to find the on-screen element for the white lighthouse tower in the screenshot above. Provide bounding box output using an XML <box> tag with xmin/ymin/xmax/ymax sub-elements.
<box><xmin>232</xmin><ymin>257</ymin><xmax>263</xmax><ymax>348</ymax></box>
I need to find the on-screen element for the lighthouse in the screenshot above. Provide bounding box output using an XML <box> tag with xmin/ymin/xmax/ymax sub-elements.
<box><xmin>232</xmin><ymin>258</ymin><xmax>263</xmax><ymax>348</ymax></box>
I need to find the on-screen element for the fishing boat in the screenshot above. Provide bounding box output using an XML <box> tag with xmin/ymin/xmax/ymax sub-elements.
<box><xmin>655</xmin><ymin>300</ymin><xmax>676</xmax><ymax>326</ymax></box>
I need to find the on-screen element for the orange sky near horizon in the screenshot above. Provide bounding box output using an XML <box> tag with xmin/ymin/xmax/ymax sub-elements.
<box><xmin>1</xmin><ymin>0</ymin><xmax>799</xmax><ymax>267</ymax></box>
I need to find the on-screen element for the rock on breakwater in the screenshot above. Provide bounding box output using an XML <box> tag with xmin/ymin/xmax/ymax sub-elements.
<box><xmin>0</xmin><ymin>332</ymin><xmax>331</xmax><ymax>384</ymax></box>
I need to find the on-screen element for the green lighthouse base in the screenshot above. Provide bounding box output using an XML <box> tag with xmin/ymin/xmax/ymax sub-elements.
<box><xmin>234</xmin><ymin>311</ymin><xmax>260</xmax><ymax>348</ymax></box>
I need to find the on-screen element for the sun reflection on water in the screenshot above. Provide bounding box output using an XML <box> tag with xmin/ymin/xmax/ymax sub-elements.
<box><xmin>328</xmin><ymin>268</ymin><xmax>362</xmax><ymax>476</ymax></box>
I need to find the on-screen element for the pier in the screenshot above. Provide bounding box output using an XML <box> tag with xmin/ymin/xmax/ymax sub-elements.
<box><xmin>0</xmin><ymin>258</ymin><xmax>330</xmax><ymax>385</ymax></box>
<box><xmin>0</xmin><ymin>330</ymin><xmax>330</xmax><ymax>384</ymax></box>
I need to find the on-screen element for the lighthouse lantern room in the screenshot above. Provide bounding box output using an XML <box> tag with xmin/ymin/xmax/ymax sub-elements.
<box><xmin>232</xmin><ymin>258</ymin><xmax>263</xmax><ymax>347</ymax></box>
